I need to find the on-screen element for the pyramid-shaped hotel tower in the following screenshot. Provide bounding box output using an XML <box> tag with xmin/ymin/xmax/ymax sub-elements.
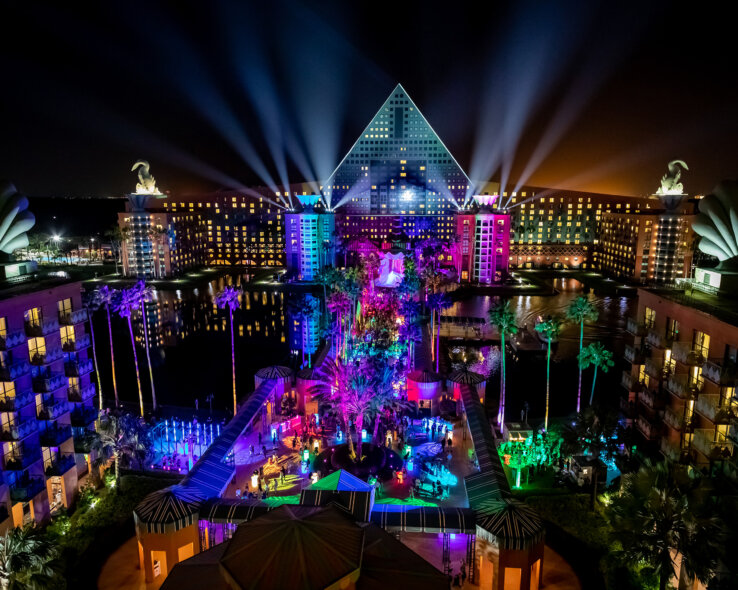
<box><xmin>325</xmin><ymin>84</ymin><xmax>471</xmax><ymax>218</ymax></box>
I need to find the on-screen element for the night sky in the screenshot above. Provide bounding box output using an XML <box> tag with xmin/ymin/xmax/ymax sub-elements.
<box><xmin>2</xmin><ymin>0</ymin><xmax>738</xmax><ymax>202</ymax></box>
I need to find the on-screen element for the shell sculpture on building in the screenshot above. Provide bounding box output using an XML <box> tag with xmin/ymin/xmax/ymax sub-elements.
<box><xmin>0</xmin><ymin>181</ymin><xmax>36</xmax><ymax>255</ymax></box>
<box><xmin>692</xmin><ymin>180</ymin><xmax>738</xmax><ymax>271</ymax></box>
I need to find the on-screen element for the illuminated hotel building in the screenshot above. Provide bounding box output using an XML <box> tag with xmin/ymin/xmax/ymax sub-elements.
<box><xmin>1</xmin><ymin>279</ymin><xmax>97</xmax><ymax>533</ymax></box>
<box><xmin>456</xmin><ymin>196</ymin><xmax>510</xmax><ymax>283</ymax></box>
<box><xmin>595</xmin><ymin>197</ymin><xmax>696</xmax><ymax>284</ymax></box>
<box><xmin>622</xmin><ymin>289</ymin><xmax>737</xmax><ymax>471</ymax></box>
<box><xmin>285</xmin><ymin>196</ymin><xmax>335</xmax><ymax>281</ymax></box>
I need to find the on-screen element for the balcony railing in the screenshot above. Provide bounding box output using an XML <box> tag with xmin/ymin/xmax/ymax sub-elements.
<box><xmin>621</xmin><ymin>370</ymin><xmax>638</xmax><ymax>391</ymax></box>
<box><xmin>702</xmin><ymin>359</ymin><xmax>736</xmax><ymax>385</ymax></box>
<box><xmin>638</xmin><ymin>388</ymin><xmax>661</xmax><ymax>410</ymax></box>
<box><xmin>671</xmin><ymin>342</ymin><xmax>706</xmax><ymax>366</ymax></box>
<box><xmin>71</xmin><ymin>406</ymin><xmax>98</xmax><ymax>427</ymax></box>
<box><xmin>665</xmin><ymin>374</ymin><xmax>704</xmax><ymax>400</ymax></box>
<box><xmin>10</xmin><ymin>477</ymin><xmax>46</xmax><ymax>502</ymax></box>
<box><xmin>39</xmin><ymin>424</ymin><xmax>73</xmax><ymax>447</ymax></box>
<box><xmin>29</xmin><ymin>347</ymin><xmax>63</xmax><ymax>366</ymax></box>
<box><xmin>636</xmin><ymin>415</ymin><xmax>660</xmax><ymax>440</ymax></box>
<box><xmin>74</xmin><ymin>431</ymin><xmax>97</xmax><ymax>454</ymax></box>
<box><xmin>694</xmin><ymin>394</ymin><xmax>736</xmax><ymax>424</ymax></box>
<box><xmin>61</xmin><ymin>333</ymin><xmax>91</xmax><ymax>352</ymax></box>
<box><xmin>0</xmin><ymin>390</ymin><xmax>35</xmax><ymax>412</ymax></box>
<box><xmin>0</xmin><ymin>420</ymin><xmax>38</xmax><ymax>441</ymax></box>
<box><xmin>620</xmin><ymin>396</ymin><xmax>636</xmax><ymax>418</ymax></box>
<box><xmin>692</xmin><ymin>429</ymin><xmax>734</xmax><ymax>459</ymax></box>
<box><xmin>660</xmin><ymin>437</ymin><xmax>687</xmax><ymax>463</ymax></box>
<box><xmin>624</xmin><ymin>344</ymin><xmax>646</xmax><ymax>365</ymax></box>
<box><xmin>59</xmin><ymin>309</ymin><xmax>88</xmax><ymax>326</ymax></box>
<box><xmin>0</xmin><ymin>330</ymin><xmax>26</xmax><ymax>350</ymax></box>
<box><xmin>36</xmin><ymin>400</ymin><xmax>71</xmax><ymax>421</ymax></box>
<box><xmin>4</xmin><ymin>446</ymin><xmax>41</xmax><ymax>470</ymax></box>
<box><xmin>645</xmin><ymin>359</ymin><xmax>669</xmax><ymax>381</ymax></box>
<box><xmin>24</xmin><ymin>318</ymin><xmax>59</xmax><ymax>338</ymax></box>
<box><xmin>45</xmin><ymin>453</ymin><xmax>76</xmax><ymax>477</ymax></box>
<box><xmin>626</xmin><ymin>316</ymin><xmax>647</xmax><ymax>336</ymax></box>
<box><xmin>663</xmin><ymin>406</ymin><xmax>690</xmax><ymax>431</ymax></box>
<box><xmin>64</xmin><ymin>358</ymin><xmax>94</xmax><ymax>378</ymax></box>
<box><xmin>67</xmin><ymin>383</ymin><xmax>96</xmax><ymax>404</ymax></box>
<box><xmin>0</xmin><ymin>360</ymin><xmax>31</xmax><ymax>381</ymax></box>
<box><xmin>32</xmin><ymin>373</ymin><xmax>67</xmax><ymax>394</ymax></box>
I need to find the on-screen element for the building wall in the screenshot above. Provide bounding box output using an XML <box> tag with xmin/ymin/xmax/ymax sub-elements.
<box><xmin>0</xmin><ymin>281</ymin><xmax>97</xmax><ymax>531</ymax></box>
<box><xmin>456</xmin><ymin>212</ymin><xmax>510</xmax><ymax>283</ymax></box>
<box><xmin>622</xmin><ymin>289</ymin><xmax>737</xmax><ymax>468</ymax></box>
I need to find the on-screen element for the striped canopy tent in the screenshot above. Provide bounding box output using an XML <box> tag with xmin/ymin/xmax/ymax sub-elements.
<box><xmin>134</xmin><ymin>485</ymin><xmax>205</xmax><ymax>534</ymax></box>
<box><xmin>198</xmin><ymin>498</ymin><xmax>272</xmax><ymax>525</ymax></box>
<box><xmin>407</xmin><ymin>369</ymin><xmax>443</xmax><ymax>404</ymax></box>
<box><xmin>254</xmin><ymin>365</ymin><xmax>293</xmax><ymax>388</ymax></box>
<box><xmin>370</xmin><ymin>505</ymin><xmax>476</xmax><ymax>534</ymax></box>
<box><xmin>474</xmin><ymin>498</ymin><xmax>545</xmax><ymax>551</ymax></box>
<box><xmin>299</xmin><ymin>470</ymin><xmax>375</xmax><ymax>521</ymax></box>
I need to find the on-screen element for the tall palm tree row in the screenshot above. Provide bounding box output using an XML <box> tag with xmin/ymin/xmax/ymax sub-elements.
<box><xmin>133</xmin><ymin>281</ymin><xmax>157</xmax><ymax>411</ymax></box>
<box><xmin>216</xmin><ymin>285</ymin><xmax>241</xmax><ymax>416</ymax></box>
<box><xmin>488</xmin><ymin>300</ymin><xmax>518</xmax><ymax>433</ymax></box>
<box><xmin>579</xmin><ymin>342</ymin><xmax>615</xmax><ymax>406</ymax></box>
<box><xmin>0</xmin><ymin>525</ymin><xmax>57</xmax><ymax>590</ymax></box>
<box><xmin>82</xmin><ymin>289</ymin><xmax>105</xmax><ymax>411</ymax></box>
<box><xmin>566</xmin><ymin>296</ymin><xmax>599</xmax><ymax>413</ymax></box>
<box><xmin>608</xmin><ymin>460</ymin><xmax>722</xmax><ymax>590</ymax></box>
<box><xmin>535</xmin><ymin>316</ymin><xmax>562</xmax><ymax>431</ymax></box>
<box><xmin>115</xmin><ymin>286</ymin><xmax>145</xmax><ymax>416</ymax></box>
<box><xmin>98</xmin><ymin>285</ymin><xmax>119</xmax><ymax>406</ymax></box>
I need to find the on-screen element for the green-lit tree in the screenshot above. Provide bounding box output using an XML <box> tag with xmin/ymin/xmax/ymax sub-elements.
<box><xmin>579</xmin><ymin>342</ymin><xmax>615</xmax><ymax>406</ymax></box>
<box><xmin>0</xmin><ymin>525</ymin><xmax>57</xmax><ymax>590</ymax></box>
<box><xmin>488</xmin><ymin>300</ymin><xmax>518</xmax><ymax>433</ymax></box>
<box><xmin>216</xmin><ymin>285</ymin><xmax>241</xmax><ymax>416</ymax></box>
<box><xmin>535</xmin><ymin>316</ymin><xmax>562</xmax><ymax>430</ymax></box>
<box><xmin>566</xmin><ymin>296</ymin><xmax>599</xmax><ymax>413</ymax></box>
<box><xmin>608</xmin><ymin>460</ymin><xmax>722</xmax><ymax>590</ymax></box>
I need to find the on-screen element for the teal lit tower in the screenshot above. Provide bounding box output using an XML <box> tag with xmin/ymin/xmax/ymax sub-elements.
<box><xmin>285</xmin><ymin>195</ymin><xmax>335</xmax><ymax>281</ymax></box>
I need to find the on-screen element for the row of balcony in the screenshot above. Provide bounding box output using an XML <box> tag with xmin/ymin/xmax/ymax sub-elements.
<box><xmin>665</xmin><ymin>374</ymin><xmax>704</xmax><ymax>400</ymax></box>
<box><xmin>24</xmin><ymin>318</ymin><xmax>59</xmax><ymax>338</ymax></box>
<box><xmin>3</xmin><ymin>444</ymin><xmax>41</xmax><ymax>471</ymax></box>
<box><xmin>30</xmin><ymin>346</ymin><xmax>63</xmax><ymax>366</ymax></box>
<box><xmin>36</xmin><ymin>399</ymin><xmax>72</xmax><ymax>421</ymax></box>
<box><xmin>10</xmin><ymin>477</ymin><xmax>46</xmax><ymax>502</ymax></box>
<box><xmin>58</xmin><ymin>309</ymin><xmax>88</xmax><ymax>326</ymax></box>
<box><xmin>638</xmin><ymin>387</ymin><xmax>662</xmax><ymax>410</ymax></box>
<box><xmin>702</xmin><ymin>358</ymin><xmax>737</xmax><ymax>385</ymax></box>
<box><xmin>44</xmin><ymin>453</ymin><xmax>76</xmax><ymax>477</ymax></box>
<box><xmin>65</xmin><ymin>359</ymin><xmax>94</xmax><ymax>377</ymax></box>
<box><xmin>694</xmin><ymin>394</ymin><xmax>736</xmax><ymax>424</ymax></box>
<box><xmin>0</xmin><ymin>330</ymin><xmax>26</xmax><ymax>350</ymax></box>
<box><xmin>663</xmin><ymin>406</ymin><xmax>690</xmax><ymax>432</ymax></box>
<box><xmin>672</xmin><ymin>342</ymin><xmax>706</xmax><ymax>366</ymax></box>
<box><xmin>32</xmin><ymin>373</ymin><xmax>66</xmax><ymax>394</ymax></box>
<box><xmin>39</xmin><ymin>424</ymin><xmax>73</xmax><ymax>447</ymax></box>
<box><xmin>71</xmin><ymin>406</ymin><xmax>98</xmax><ymax>427</ymax></box>
<box><xmin>692</xmin><ymin>429</ymin><xmax>734</xmax><ymax>459</ymax></box>
<box><xmin>646</xmin><ymin>329</ymin><xmax>674</xmax><ymax>350</ymax></box>
<box><xmin>645</xmin><ymin>359</ymin><xmax>672</xmax><ymax>381</ymax></box>
<box><xmin>0</xmin><ymin>419</ymin><xmax>38</xmax><ymax>442</ymax></box>
<box><xmin>0</xmin><ymin>359</ymin><xmax>30</xmax><ymax>381</ymax></box>
<box><xmin>626</xmin><ymin>316</ymin><xmax>648</xmax><ymax>336</ymax></box>
<box><xmin>621</xmin><ymin>370</ymin><xmax>638</xmax><ymax>391</ymax></box>
<box><xmin>624</xmin><ymin>344</ymin><xmax>647</xmax><ymax>365</ymax></box>
<box><xmin>636</xmin><ymin>415</ymin><xmax>660</xmax><ymax>440</ymax></box>
<box><xmin>61</xmin><ymin>333</ymin><xmax>90</xmax><ymax>352</ymax></box>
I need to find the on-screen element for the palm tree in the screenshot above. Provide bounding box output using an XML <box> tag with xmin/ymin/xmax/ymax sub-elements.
<box><xmin>296</xmin><ymin>294</ymin><xmax>320</xmax><ymax>368</ymax></box>
<box><xmin>104</xmin><ymin>224</ymin><xmax>130</xmax><ymax>276</ymax></box>
<box><xmin>535</xmin><ymin>316</ymin><xmax>562</xmax><ymax>431</ymax></box>
<box><xmin>133</xmin><ymin>281</ymin><xmax>158</xmax><ymax>411</ymax></box>
<box><xmin>115</xmin><ymin>286</ymin><xmax>145</xmax><ymax>416</ymax></box>
<box><xmin>326</xmin><ymin>291</ymin><xmax>351</xmax><ymax>356</ymax></box>
<box><xmin>566</xmin><ymin>296</ymin><xmax>599</xmax><ymax>413</ymax></box>
<box><xmin>579</xmin><ymin>342</ymin><xmax>615</xmax><ymax>406</ymax></box>
<box><xmin>82</xmin><ymin>289</ymin><xmax>105</xmax><ymax>411</ymax></box>
<box><xmin>309</xmin><ymin>357</ymin><xmax>357</xmax><ymax>460</ymax></box>
<box><xmin>608</xmin><ymin>460</ymin><xmax>722</xmax><ymax>590</ymax></box>
<box><xmin>92</xmin><ymin>411</ymin><xmax>153</xmax><ymax>482</ymax></box>
<box><xmin>488</xmin><ymin>300</ymin><xmax>518</xmax><ymax>434</ymax></box>
<box><xmin>216</xmin><ymin>285</ymin><xmax>240</xmax><ymax>416</ymax></box>
<box><xmin>0</xmin><ymin>525</ymin><xmax>57</xmax><ymax>590</ymax></box>
<box><xmin>427</xmin><ymin>292</ymin><xmax>452</xmax><ymax>372</ymax></box>
<box><xmin>98</xmin><ymin>285</ymin><xmax>119</xmax><ymax>407</ymax></box>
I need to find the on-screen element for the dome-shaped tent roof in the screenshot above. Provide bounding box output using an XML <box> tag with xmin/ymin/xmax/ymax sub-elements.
<box><xmin>447</xmin><ymin>368</ymin><xmax>486</xmax><ymax>385</ymax></box>
<box><xmin>134</xmin><ymin>485</ymin><xmax>205</xmax><ymax>534</ymax></box>
<box><xmin>255</xmin><ymin>365</ymin><xmax>293</xmax><ymax>380</ymax></box>
<box><xmin>408</xmin><ymin>369</ymin><xmax>443</xmax><ymax>383</ymax></box>
<box><xmin>474</xmin><ymin>498</ymin><xmax>544</xmax><ymax>550</ymax></box>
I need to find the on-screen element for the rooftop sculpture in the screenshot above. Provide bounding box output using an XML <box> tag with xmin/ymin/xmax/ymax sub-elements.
<box><xmin>692</xmin><ymin>180</ymin><xmax>738</xmax><ymax>270</ymax></box>
<box><xmin>0</xmin><ymin>181</ymin><xmax>36</xmax><ymax>256</ymax></box>
<box><xmin>656</xmin><ymin>160</ymin><xmax>689</xmax><ymax>196</ymax></box>
<box><xmin>132</xmin><ymin>160</ymin><xmax>160</xmax><ymax>195</ymax></box>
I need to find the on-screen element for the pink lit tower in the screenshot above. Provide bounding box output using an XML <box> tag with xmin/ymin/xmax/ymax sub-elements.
<box><xmin>455</xmin><ymin>195</ymin><xmax>510</xmax><ymax>284</ymax></box>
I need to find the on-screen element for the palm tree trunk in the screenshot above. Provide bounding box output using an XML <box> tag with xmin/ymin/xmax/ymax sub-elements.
<box><xmin>87</xmin><ymin>308</ymin><xmax>104</xmax><ymax>410</ymax></box>
<box><xmin>230</xmin><ymin>307</ymin><xmax>237</xmax><ymax>416</ymax></box>
<box><xmin>435</xmin><ymin>308</ymin><xmax>441</xmax><ymax>372</ymax></box>
<box><xmin>140</xmin><ymin>299</ymin><xmax>157</xmax><ymax>411</ymax></box>
<box><xmin>577</xmin><ymin>320</ymin><xmax>584</xmax><ymax>413</ymax></box>
<box><xmin>356</xmin><ymin>411</ymin><xmax>364</xmax><ymax>459</ymax></box>
<box><xmin>106</xmin><ymin>305</ymin><xmax>119</xmax><ymax>406</ymax></box>
<box><xmin>545</xmin><ymin>340</ymin><xmax>551</xmax><ymax>431</ymax></box>
<box><xmin>499</xmin><ymin>333</ymin><xmax>506</xmax><ymax>432</ymax></box>
<box><xmin>344</xmin><ymin>410</ymin><xmax>356</xmax><ymax>460</ymax></box>
<box><xmin>372</xmin><ymin>413</ymin><xmax>382</xmax><ymax>444</ymax></box>
<box><xmin>128</xmin><ymin>317</ymin><xmax>144</xmax><ymax>417</ymax></box>
<box><xmin>430</xmin><ymin>308</ymin><xmax>435</xmax><ymax>361</ymax></box>
<box><xmin>589</xmin><ymin>365</ymin><xmax>598</xmax><ymax>406</ymax></box>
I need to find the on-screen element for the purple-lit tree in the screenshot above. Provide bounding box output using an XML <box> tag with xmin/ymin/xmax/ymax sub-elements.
<box><xmin>216</xmin><ymin>285</ymin><xmax>240</xmax><ymax>416</ymax></box>
<box><xmin>115</xmin><ymin>286</ymin><xmax>145</xmax><ymax>416</ymax></box>
<box><xmin>132</xmin><ymin>280</ymin><xmax>157</xmax><ymax>411</ymax></box>
<box><xmin>98</xmin><ymin>285</ymin><xmax>119</xmax><ymax>407</ymax></box>
<box><xmin>82</xmin><ymin>289</ymin><xmax>104</xmax><ymax>411</ymax></box>
<box><xmin>327</xmin><ymin>291</ymin><xmax>351</xmax><ymax>356</ymax></box>
<box><xmin>489</xmin><ymin>300</ymin><xmax>518</xmax><ymax>434</ymax></box>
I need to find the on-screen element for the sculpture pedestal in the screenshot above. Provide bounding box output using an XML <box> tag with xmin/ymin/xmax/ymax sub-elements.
<box><xmin>693</xmin><ymin>267</ymin><xmax>738</xmax><ymax>296</ymax></box>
